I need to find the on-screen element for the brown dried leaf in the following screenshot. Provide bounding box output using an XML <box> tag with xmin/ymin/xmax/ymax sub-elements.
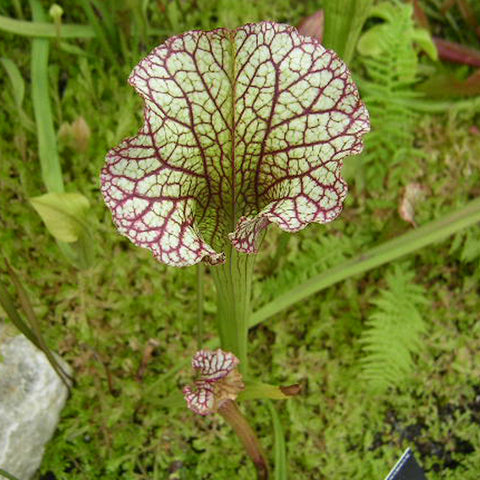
<box><xmin>58</xmin><ymin>116</ymin><xmax>91</xmax><ymax>153</ymax></box>
<box><xmin>399</xmin><ymin>183</ymin><xmax>428</xmax><ymax>227</ymax></box>
<box><xmin>298</xmin><ymin>10</ymin><xmax>324</xmax><ymax>42</ymax></box>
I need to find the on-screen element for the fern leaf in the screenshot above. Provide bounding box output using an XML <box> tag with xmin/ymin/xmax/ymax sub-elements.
<box><xmin>348</xmin><ymin>3</ymin><xmax>428</xmax><ymax>191</ymax></box>
<box><xmin>450</xmin><ymin>225</ymin><xmax>480</xmax><ymax>264</ymax></box>
<box><xmin>360</xmin><ymin>264</ymin><xmax>428</xmax><ymax>391</ymax></box>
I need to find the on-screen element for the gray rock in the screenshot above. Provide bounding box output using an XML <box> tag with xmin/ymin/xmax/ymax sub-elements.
<box><xmin>0</xmin><ymin>327</ymin><xmax>70</xmax><ymax>479</ymax></box>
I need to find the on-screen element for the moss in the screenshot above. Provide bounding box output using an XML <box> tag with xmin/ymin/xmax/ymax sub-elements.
<box><xmin>0</xmin><ymin>1</ymin><xmax>479</xmax><ymax>478</ymax></box>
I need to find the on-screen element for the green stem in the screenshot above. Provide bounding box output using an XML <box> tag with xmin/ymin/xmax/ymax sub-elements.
<box><xmin>210</xmin><ymin>246</ymin><xmax>255</xmax><ymax>376</ymax></box>
<box><xmin>196</xmin><ymin>262</ymin><xmax>205</xmax><ymax>349</ymax></box>
<box><xmin>250</xmin><ymin>197</ymin><xmax>480</xmax><ymax>327</ymax></box>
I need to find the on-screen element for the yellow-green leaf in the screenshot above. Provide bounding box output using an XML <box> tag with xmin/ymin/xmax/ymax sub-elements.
<box><xmin>30</xmin><ymin>192</ymin><xmax>90</xmax><ymax>242</ymax></box>
<box><xmin>239</xmin><ymin>381</ymin><xmax>301</xmax><ymax>401</ymax></box>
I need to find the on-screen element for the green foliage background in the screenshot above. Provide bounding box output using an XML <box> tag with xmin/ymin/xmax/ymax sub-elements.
<box><xmin>0</xmin><ymin>0</ymin><xmax>480</xmax><ymax>478</ymax></box>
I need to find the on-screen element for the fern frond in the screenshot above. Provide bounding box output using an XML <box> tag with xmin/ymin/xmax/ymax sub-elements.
<box><xmin>360</xmin><ymin>263</ymin><xmax>428</xmax><ymax>391</ymax></box>
<box><xmin>350</xmin><ymin>3</ymin><xmax>427</xmax><ymax>191</ymax></box>
<box><xmin>450</xmin><ymin>225</ymin><xmax>480</xmax><ymax>265</ymax></box>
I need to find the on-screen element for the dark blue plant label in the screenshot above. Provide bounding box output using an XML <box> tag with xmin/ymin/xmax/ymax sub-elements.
<box><xmin>384</xmin><ymin>448</ymin><xmax>427</xmax><ymax>480</ymax></box>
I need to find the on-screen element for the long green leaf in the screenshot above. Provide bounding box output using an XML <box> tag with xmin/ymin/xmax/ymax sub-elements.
<box><xmin>251</xmin><ymin>197</ymin><xmax>480</xmax><ymax>327</ymax></box>
<box><xmin>30</xmin><ymin>0</ymin><xmax>64</xmax><ymax>193</ymax></box>
<box><xmin>0</xmin><ymin>15</ymin><xmax>95</xmax><ymax>38</ymax></box>
<box><xmin>358</xmin><ymin>78</ymin><xmax>480</xmax><ymax>112</ymax></box>
<box><xmin>266</xmin><ymin>401</ymin><xmax>287</xmax><ymax>480</ymax></box>
<box><xmin>0</xmin><ymin>468</ymin><xmax>21</xmax><ymax>480</ymax></box>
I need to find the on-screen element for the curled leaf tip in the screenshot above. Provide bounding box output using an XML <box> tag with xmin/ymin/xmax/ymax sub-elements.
<box><xmin>192</xmin><ymin>348</ymin><xmax>239</xmax><ymax>381</ymax></box>
<box><xmin>183</xmin><ymin>380</ymin><xmax>215</xmax><ymax>416</ymax></box>
<box><xmin>183</xmin><ymin>349</ymin><xmax>244</xmax><ymax>415</ymax></box>
<box><xmin>101</xmin><ymin>21</ymin><xmax>370</xmax><ymax>267</ymax></box>
<box><xmin>279</xmin><ymin>383</ymin><xmax>302</xmax><ymax>396</ymax></box>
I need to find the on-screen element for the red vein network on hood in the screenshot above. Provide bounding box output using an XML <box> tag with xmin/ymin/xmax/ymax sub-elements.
<box><xmin>101</xmin><ymin>22</ymin><xmax>370</xmax><ymax>267</ymax></box>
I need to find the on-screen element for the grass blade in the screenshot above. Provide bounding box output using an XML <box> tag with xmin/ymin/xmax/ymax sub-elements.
<box><xmin>0</xmin><ymin>284</ymin><xmax>40</xmax><ymax>348</ymax></box>
<box><xmin>0</xmin><ymin>15</ymin><xmax>95</xmax><ymax>38</ymax></box>
<box><xmin>78</xmin><ymin>0</ymin><xmax>116</xmax><ymax>63</ymax></box>
<box><xmin>266</xmin><ymin>401</ymin><xmax>287</xmax><ymax>480</ymax></box>
<box><xmin>12</xmin><ymin>0</ymin><xmax>24</xmax><ymax>19</ymax></box>
<box><xmin>29</xmin><ymin>1</ymin><xmax>94</xmax><ymax>270</ymax></box>
<box><xmin>3</xmin><ymin>259</ymin><xmax>73</xmax><ymax>388</ymax></box>
<box><xmin>0</xmin><ymin>469</ymin><xmax>21</xmax><ymax>480</ymax></box>
<box><xmin>30</xmin><ymin>0</ymin><xmax>64</xmax><ymax>193</ymax></box>
<box><xmin>58</xmin><ymin>41</ymin><xmax>91</xmax><ymax>57</ymax></box>
<box><xmin>90</xmin><ymin>0</ymin><xmax>118</xmax><ymax>45</ymax></box>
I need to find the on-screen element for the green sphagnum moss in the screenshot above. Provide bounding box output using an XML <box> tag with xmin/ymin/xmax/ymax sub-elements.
<box><xmin>0</xmin><ymin>1</ymin><xmax>479</xmax><ymax>478</ymax></box>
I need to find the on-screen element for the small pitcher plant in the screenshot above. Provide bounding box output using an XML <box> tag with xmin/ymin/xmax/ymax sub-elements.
<box><xmin>184</xmin><ymin>349</ymin><xmax>269</xmax><ymax>477</ymax></box>
<box><xmin>101</xmin><ymin>21</ymin><xmax>369</xmax><ymax>477</ymax></box>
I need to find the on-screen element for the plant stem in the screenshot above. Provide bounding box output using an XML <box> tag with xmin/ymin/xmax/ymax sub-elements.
<box><xmin>218</xmin><ymin>400</ymin><xmax>269</xmax><ymax>480</ymax></box>
<box><xmin>210</xmin><ymin>246</ymin><xmax>255</xmax><ymax>376</ymax></box>
<box><xmin>196</xmin><ymin>262</ymin><xmax>205</xmax><ymax>349</ymax></box>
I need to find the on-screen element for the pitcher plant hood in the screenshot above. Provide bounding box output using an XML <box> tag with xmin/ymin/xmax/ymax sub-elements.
<box><xmin>101</xmin><ymin>21</ymin><xmax>370</xmax><ymax>266</ymax></box>
<box><xmin>183</xmin><ymin>349</ymin><xmax>244</xmax><ymax>416</ymax></box>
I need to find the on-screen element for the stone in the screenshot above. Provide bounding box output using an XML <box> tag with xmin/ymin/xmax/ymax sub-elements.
<box><xmin>0</xmin><ymin>326</ymin><xmax>70</xmax><ymax>479</ymax></box>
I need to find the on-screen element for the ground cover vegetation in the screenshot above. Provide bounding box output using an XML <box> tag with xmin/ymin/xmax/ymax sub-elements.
<box><xmin>0</xmin><ymin>0</ymin><xmax>479</xmax><ymax>478</ymax></box>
